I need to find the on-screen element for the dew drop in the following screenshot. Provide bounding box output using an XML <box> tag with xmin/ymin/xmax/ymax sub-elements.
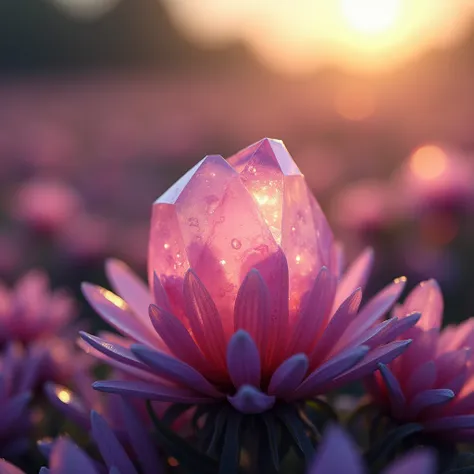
<box><xmin>291</xmin><ymin>226</ymin><xmax>296</xmax><ymax>233</ymax></box>
<box><xmin>248</xmin><ymin>166</ymin><xmax>257</xmax><ymax>174</ymax></box>
<box><xmin>231</xmin><ymin>238</ymin><xmax>242</xmax><ymax>250</ymax></box>
<box><xmin>205</xmin><ymin>195</ymin><xmax>220</xmax><ymax>215</ymax></box>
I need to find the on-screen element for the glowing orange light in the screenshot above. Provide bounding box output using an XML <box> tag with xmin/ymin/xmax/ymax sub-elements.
<box><xmin>410</xmin><ymin>145</ymin><xmax>447</xmax><ymax>180</ymax></box>
<box><xmin>335</xmin><ymin>87</ymin><xmax>376</xmax><ymax>121</ymax></box>
<box><xmin>57</xmin><ymin>389</ymin><xmax>72</xmax><ymax>404</ymax></box>
<box><xmin>341</xmin><ymin>0</ymin><xmax>402</xmax><ymax>34</ymax></box>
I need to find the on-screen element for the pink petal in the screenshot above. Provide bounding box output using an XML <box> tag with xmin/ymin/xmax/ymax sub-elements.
<box><xmin>226</xmin><ymin>331</ymin><xmax>261</xmax><ymax>389</ymax></box>
<box><xmin>153</xmin><ymin>272</ymin><xmax>171</xmax><ymax>312</ymax></box>
<box><xmin>434</xmin><ymin>349</ymin><xmax>469</xmax><ymax>387</ymax></box>
<box><xmin>370</xmin><ymin>313</ymin><xmax>421</xmax><ymax>347</ymax></box>
<box><xmin>332</xmin><ymin>247</ymin><xmax>373</xmax><ymax>312</ymax></box>
<box><xmin>227</xmin><ymin>385</ymin><xmax>275</xmax><ymax>414</ymax></box>
<box><xmin>404</xmin><ymin>361</ymin><xmax>436</xmax><ymax>400</ymax></box>
<box><xmin>268</xmin><ymin>354</ymin><xmax>309</xmax><ymax>398</ymax></box>
<box><xmin>105</xmin><ymin>259</ymin><xmax>153</xmax><ymax>330</ymax></box>
<box><xmin>394</xmin><ymin>280</ymin><xmax>443</xmax><ymax>331</ymax></box>
<box><xmin>0</xmin><ymin>460</ymin><xmax>26</xmax><ymax>474</ymax></box>
<box><xmin>131</xmin><ymin>344</ymin><xmax>222</xmax><ymax>398</ymax></box>
<box><xmin>424</xmin><ymin>415</ymin><xmax>474</xmax><ymax>432</ymax></box>
<box><xmin>81</xmin><ymin>283</ymin><xmax>161</xmax><ymax>347</ymax></box>
<box><xmin>286</xmin><ymin>267</ymin><xmax>337</xmax><ymax>357</ymax></box>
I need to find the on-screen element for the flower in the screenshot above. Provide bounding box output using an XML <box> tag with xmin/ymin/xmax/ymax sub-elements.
<box><xmin>81</xmin><ymin>138</ymin><xmax>417</xmax><ymax>414</ymax></box>
<box><xmin>0</xmin><ymin>343</ymin><xmax>39</xmax><ymax>458</ymax></box>
<box><xmin>0</xmin><ymin>403</ymin><xmax>162</xmax><ymax>474</ymax></box>
<box><xmin>369</xmin><ymin>279</ymin><xmax>474</xmax><ymax>441</ymax></box>
<box><xmin>308</xmin><ymin>425</ymin><xmax>435</xmax><ymax>474</ymax></box>
<box><xmin>0</xmin><ymin>270</ymin><xmax>75</xmax><ymax>346</ymax></box>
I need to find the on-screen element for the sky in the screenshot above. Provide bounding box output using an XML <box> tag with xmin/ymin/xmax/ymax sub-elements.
<box><xmin>51</xmin><ymin>0</ymin><xmax>474</xmax><ymax>75</ymax></box>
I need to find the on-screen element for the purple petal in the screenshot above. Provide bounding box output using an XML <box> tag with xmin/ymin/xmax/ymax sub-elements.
<box><xmin>227</xmin><ymin>385</ymin><xmax>275</xmax><ymax>414</ymax></box>
<box><xmin>148</xmin><ymin>304</ymin><xmax>209</xmax><ymax>372</ymax></box>
<box><xmin>93</xmin><ymin>380</ymin><xmax>213</xmax><ymax>403</ymax></box>
<box><xmin>81</xmin><ymin>283</ymin><xmax>160</xmax><ymax>347</ymax></box>
<box><xmin>334</xmin><ymin>340</ymin><xmax>412</xmax><ymax>386</ymax></box>
<box><xmin>404</xmin><ymin>361</ymin><xmax>436</xmax><ymax>399</ymax></box>
<box><xmin>0</xmin><ymin>392</ymin><xmax>31</xmax><ymax>431</ymax></box>
<box><xmin>233</xmin><ymin>269</ymin><xmax>270</xmax><ymax>357</ymax></box>
<box><xmin>408</xmin><ymin>389</ymin><xmax>454</xmax><ymax>418</ymax></box>
<box><xmin>333</xmin><ymin>247</ymin><xmax>373</xmax><ymax>311</ymax></box>
<box><xmin>183</xmin><ymin>270</ymin><xmax>227</xmax><ymax>368</ymax></box>
<box><xmin>286</xmin><ymin>267</ymin><xmax>336</xmax><ymax>356</ymax></box>
<box><xmin>424</xmin><ymin>415</ymin><xmax>474</xmax><ymax>432</ymax></box>
<box><xmin>294</xmin><ymin>346</ymin><xmax>368</xmax><ymax>398</ymax></box>
<box><xmin>370</xmin><ymin>313</ymin><xmax>420</xmax><ymax>347</ymax></box>
<box><xmin>49</xmin><ymin>438</ymin><xmax>99</xmax><ymax>474</ymax></box>
<box><xmin>227</xmin><ymin>330</ymin><xmax>261</xmax><ymax>389</ymax></box>
<box><xmin>120</xmin><ymin>399</ymin><xmax>163</xmax><ymax>474</ymax></box>
<box><xmin>268</xmin><ymin>354</ymin><xmax>308</xmax><ymax>397</ymax></box>
<box><xmin>342</xmin><ymin>277</ymin><xmax>406</xmax><ymax>346</ymax></box>
<box><xmin>91</xmin><ymin>411</ymin><xmax>138</xmax><ymax>474</ymax></box>
<box><xmin>309</xmin><ymin>425</ymin><xmax>364</xmax><ymax>474</ymax></box>
<box><xmin>382</xmin><ymin>449</ymin><xmax>436</xmax><ymax>474</ymax></box>
<box><xmin>378</xmin><ymin>364</ymin><xmax>406</xmax><ymax>419</ymax></box>
<box><xmin>79</xmin><ymin>332</ymin><xmax>152</xmax><ymax>373</ymax></box>
<box><xmin>153</xmin><ymin>272</ymin><xmax>171</xmax><ymax>312</ymax></box>
<box><xmin>44</xmin><ymin>384</ymin><xmax>89</xmax><ymax>428</ymax></box>
<box><xmin>131</xmin><ymin>344</ymin><xmax>222</xmax><ymax>398</ymax></box>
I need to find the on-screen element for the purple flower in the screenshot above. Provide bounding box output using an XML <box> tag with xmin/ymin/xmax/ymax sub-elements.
<box><xmin>82</xmin><ymin>139</ymin><xmax>416</xmax><ymax>414</ymax></box>
<box><xmin>369</xmin><ymin>280</ymin><xmax>474</xmax><ymax>441</ymax></box>
<box><xmin>0</xmin><ymin>402</ymin><xmax>162</xmax><ymax>474</ymax></box>
<box><xmin>308</xmin><ymin>425</ymin><xmax>435</xmax><ymax>474</ymax></box>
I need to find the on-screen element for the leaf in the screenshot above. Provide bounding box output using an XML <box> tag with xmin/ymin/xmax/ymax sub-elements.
<box><xmin>146</xmin><ymin>401</ymin><xmax>217</xmax><ymax>474</ymax></box>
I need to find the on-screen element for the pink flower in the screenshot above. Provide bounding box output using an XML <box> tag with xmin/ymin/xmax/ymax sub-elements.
<box><xmin>369</xmin><ymin>279</ymin><xmax>474</xmax><ymax>440</ymax></box>
<box><xmin>82</xmin><ymin>138</ymin><xmax>416</xmax><ymax>414</ymax></box>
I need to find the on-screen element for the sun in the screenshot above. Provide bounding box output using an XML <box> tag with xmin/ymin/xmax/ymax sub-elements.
<box><xmin>340</xmin><ymin>0</ymin><xmax>402</xmax><ymax>34</ymax></box>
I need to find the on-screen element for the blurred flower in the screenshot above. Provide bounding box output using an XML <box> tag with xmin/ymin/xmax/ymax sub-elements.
<box><xmin>0</xmin><ymin>270</ymin><xmax>75</xmax><ymax>346</ymax></box>
<box><xmin>369</xmin><ymin>280</ymin><xmax>474</xmax><ymax>441</ymax></box>
<box><xmin>393</xmin><ymin>144</ymin><xmax>474</xmax><ymax>215</ymax></box>
<box><xmin>308</xmin><ymin>425</ymin><xmax>435</xmax><ymax>474</ymax></box>
<box><xmin>82</xmin><ymin>138</ymin><xmax>416</xmax><ymax>414</ymax></box>
<box><xmin>0</xmin><ymin>404</ymin><xmax>162</xmax><ymax>474</ymax></box>
<box><xmin>12</xmin><ymin>179</ymin><xmax>83</xmax><ymax>234</ymax></box>
<box><xmin>0</xmin><ymin>343</ymin><xmax>40</xmax><ymax>458</ymax></box>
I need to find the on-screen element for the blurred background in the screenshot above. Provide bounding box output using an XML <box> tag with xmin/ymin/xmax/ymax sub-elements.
<box><xmin>1</xmin><ymin>0</ymin><xmax>474</xmax><ymax>323</ymax></box>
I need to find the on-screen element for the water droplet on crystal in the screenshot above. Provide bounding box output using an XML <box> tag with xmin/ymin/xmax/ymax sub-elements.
<box><xmin>248</xmin><ymin>166</ymin><xmax>257</xmax><ymax>174</ymax></box>
<box><xmin>163</xmin><ymin>243</ymin><xmax>170</xmax><ymax>249</ymax></box>
<box><xmin>188</xmin><ymin>217</ymin><xmax>199</xmax><ymax>227</ymax></box>
<box><xmin>291</xmin><ymin>226</ymin><xmax>296</xmax><ymax>233</ymax></box>
<box><xmin>219</xmin><ymin>259</ymin><xmax>227</xmax><ymax>266</ymax></box>
<box><xmin>175</xmin><ymin>252</ymin><xmax>184</xmax><ymax>266</ymax></box>
<box><xmin>231</xmin><ymin>238</ymin><xmax>242</xmax><ymax>250</ymax></box>
<box><xmin>205</xmin><ymin>195</ymin><xmax>220</xmax><ymax>215</ymax></box>
<box><xmin>295</xmin><ymin>255</ymin><xmax>301</xmax><ymax>264</ymax></box>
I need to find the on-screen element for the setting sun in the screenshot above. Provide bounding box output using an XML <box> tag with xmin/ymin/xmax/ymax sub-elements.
<box><xmin>340</xmin><ymin>0</ymin><xmax>402</xmax><ymax>34</ymax></box>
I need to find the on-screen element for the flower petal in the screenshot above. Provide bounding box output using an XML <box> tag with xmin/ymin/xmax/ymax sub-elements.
<box><xmin>227</xmin><ymin>385</ymin><xmax>275</xmax><ymax>414</ymax></box>
<box><xmin>49</xmin><ymin>438</ymin><xmax>99</xmax><ymax>474</ymax></box>
<box><xmin>378</xmin><ymin>363</ymin><xmax>406</xmax><ymax>419</ymax></box>
<box><xmin>132</xmin><ymin>344</ymin><xmax>222</xmax><ymax>397</ymax></box>
<box><xmin>382</xmin><ymin>449</ymin><xmax>436</xmax><ymax>474</ymax></box>
<box><xmin>226</xmin><ymin>330</ymin><xmax>261</xmax><ymax>389</ymax></box>
<box><xmin>404</xmin><ymin>361</ymin><xmax>436</xmax><ymax>399</ymax></box>
<box><xmin>91</xmin><ymin>411</ymin><xmax>138</xmax><ymax>474</ymax></box>
<box><xmin>0</xmin><ymin>460</ymin><xmax>26</xmax><ymax>474</ymax></box>
<box><xmin>268</xmin><ymin>354</ymin><xmax>309</xmax><ymax>397</ymax></box>
<box><xmin>424</xmin><ymin>415</ymin><xmax>474</xmax><ymax>432</ymax></box>
<box><xmin>408</xmin><ymin>389</ymin><xmax>454</xmax><ymax>418</ymax></box>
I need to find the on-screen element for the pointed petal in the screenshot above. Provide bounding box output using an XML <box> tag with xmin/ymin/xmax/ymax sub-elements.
<box><xmin>153</xmin><ymin>272</ymin><xmax>171</xmax><ymax>311</ymax></box>
<box><xmin>309</xmin><ymin>425</ymin><xmax>364</xmax><ymax>474</ymax></box>
<box><xmin>294</xmin><ymin>346</ymin><xmax>368</xmax><ymax>398</ymax></box>
<box><xmin>120</xmin><ymin>399</ymin><xmax>163</xmax><ymax>474</ymax></box>
<box><xmin>404</xmin><ymin>361</ymin><xmax>436</xmax><ymax>399</ymax></box>
<box><xmin>409</xmin><ymin>389</ymin><xmax>454</xmax><ymax>418</ymax></box>
<box><xmin>286</xmin><ymin>267</ymin><xmax>336</xmax><ymax>356</ymax></box>
<box><xmin>233</xmin><ymin>269</ymin><xmax>270</xmax><ymax>356</ymax></box>
<box><xmin>183</xmin><ymin>270</ymin><xmax>227</xmax><ymax>369</ymax></box>
<box><xmin>92</xmin><ymin>380</ymin><xmax>212</xmax><ymax>403</ymax></box>
<box><xmin>148</xmin><ymin>304</ymin><xmax>209</xmax><ymax>372</ymax></box>
<box><xmin>0</xmin><ymin>460</ymin><xmax>26</xmax><ymax>474</ymax></box>
<box><xmin>131</xmin><ymin>344</ymin><xmax>222</xmax><ymax>398</ymax></box>
<box><xmin>369</xmin><ymin>313</ymin><xmax>420</xmax><ymax>347</ymax></box>
<box><xmin>91</xmin><ymin>411</ymin><xmax>138</xmax><ymax>474</ymax></box>
<box><xmin>227</xmin><ymin>385</ymin><xmax>275</xmax><ymax>414</ymax></box>
<box><xmin>227</xmin><ymin>330</ymin><xmax>261</xmax><ymax>389</ymax></box>
<box><xmin>44</xmin><ymin>384</ymin><xmax>89</xmax><ymax>428</ymax></box>
<box><xmin>424</xmin><ymin>415</ymin><xmax>474</xmax><ymax>432</ymax></box>
<box><xmin>378</xmin><ymin>363</ymin><xmax>406</xmax><ymax>419</ymax></box>
<box><xmin>81</xmin><ymin>283</ymin><xmax>161</xmax><ymax>347</ymax></box>
<box><xmin>394</xmin><ymin>280</ymin><xmax>443</xmax><ymax>331</ymax></box>
<box><xmin>268</xmin><ymin>354</ymin><xmax>309</xmax><ymax>397</ymax></box>
<box><xmin>333</xmin><ymin>248</ymin><xmax>373</xmax><ymax>311</ymax></box>
<box><xmin>49</xmin><ymin>438</ymin><xmax>99</xmax><ymax>474</ymax></box>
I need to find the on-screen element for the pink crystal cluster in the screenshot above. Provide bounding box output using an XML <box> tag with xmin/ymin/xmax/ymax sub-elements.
<box><xmin>81</xmin><ymin>139</ymin><xmax>418</xmax><ymax>413</ymax></box>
